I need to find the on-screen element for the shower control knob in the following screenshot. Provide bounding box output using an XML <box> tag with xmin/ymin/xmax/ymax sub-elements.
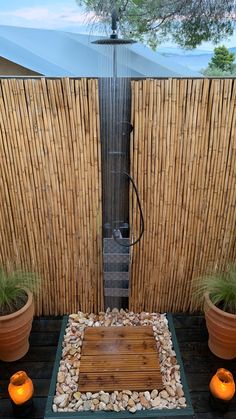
<box><xmin>113</xmin><ymin>229</ymin><xmax>122</xmax><ymax>239</ymax></box>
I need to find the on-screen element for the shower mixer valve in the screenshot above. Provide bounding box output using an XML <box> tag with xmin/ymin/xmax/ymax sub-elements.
<box><xmin>113</xmin><ymin>228</ymin><xmax>123</xmax><ymax>240</ymax></box>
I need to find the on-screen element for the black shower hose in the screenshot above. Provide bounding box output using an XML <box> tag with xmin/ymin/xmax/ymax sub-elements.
<box><xmin>112</xmin><ymin>171</ymin><xmax>144</xmax><ymax>247</ymax></box>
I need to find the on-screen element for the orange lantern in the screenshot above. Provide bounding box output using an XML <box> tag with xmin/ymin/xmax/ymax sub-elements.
<box><xmin>209</xmin><ymin>368</ymin><xmax>235</xmax><ymax>401</ymax></box>
<box><xmin>8</xmin><ymin>371</ymin><xmax>34</xmax><ymax>405</ymax></box>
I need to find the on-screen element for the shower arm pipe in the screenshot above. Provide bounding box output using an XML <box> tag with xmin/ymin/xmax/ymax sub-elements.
<box><xmin>112</xmin><ymin>171</ymin><xmax>144</xmax><ymax>247</ymax></box>
<box><xmin>113</xmin><ymin>46</ymin><xmax>117</xmax><ymax>79</ymax></box>
<box><xmin>111</xmin><ymin>6</ymin><xmax>117</xmax><ymax>79</ymax></box>
<box><xmin>111</xmin><ymin>7</ymin><xmax>118</xmax><ymax>34</ymax></box>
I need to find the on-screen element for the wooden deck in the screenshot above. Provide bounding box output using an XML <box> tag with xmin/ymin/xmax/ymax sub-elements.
<box><xmin>79</xmin><ymin>326</ymin><xmax>162</xmax><ymax>391</ymax></box>
<box><xmin>0</xmin><ymin>314</ymin><xmax>235</xmax><ymax>418</ymax></box>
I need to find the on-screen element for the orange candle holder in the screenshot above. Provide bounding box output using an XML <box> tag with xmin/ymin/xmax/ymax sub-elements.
<box><xmin>209</xmin><ymin>368</ymin><xmax>235</xmax><ymax>412</ymax></box>
<box><xmin>8</xmin><ymin>371</ymin><xmax>34</xmax><ymax>417</ymax></box>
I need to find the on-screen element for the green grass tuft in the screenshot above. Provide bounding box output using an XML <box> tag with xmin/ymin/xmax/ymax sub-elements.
<box><xmin>0</xmin><ymin>266</ymin><xmax>40</xmax><ymax>315</ymax></box>
<box><xmin>196</xmin><ymin>264</ymin><xmax>236</xmax><ymax>314</ymax></box>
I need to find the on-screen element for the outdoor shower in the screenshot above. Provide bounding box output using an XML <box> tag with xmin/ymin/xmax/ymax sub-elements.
<box><xmin>92</xmin><ymin>8</ymin><xmax>144</xmax><ymax>309</ymax></box>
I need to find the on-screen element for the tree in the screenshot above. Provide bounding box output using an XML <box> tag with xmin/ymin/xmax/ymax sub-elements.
<box><xmin>77</xmin><ymin>0</ymin><xmax>235</xmax><ymax>49</ymax></box>
<box><xmin>208</xmin><ymin>45</ymin><xmax>235</xmax><ymax>71</ymax></box>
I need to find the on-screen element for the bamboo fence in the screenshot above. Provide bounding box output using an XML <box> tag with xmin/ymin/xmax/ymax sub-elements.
<box><xmin>1</xmin><ymin>77</ymin><xmax>236</xmax><ymax>315</ymax></box>
<box><xmin>130</xmin><ymin>78</ymin><xmax>236</xmax><ymax>312</ymax></box>
<box><xmin>0</xmin><ymin>78</ymin><xmax>103</xmax><ymax>315</ymax></box>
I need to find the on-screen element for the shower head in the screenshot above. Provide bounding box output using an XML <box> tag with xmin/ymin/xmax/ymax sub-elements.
<box><xmin>92</xmin><ymin>6</ymin><xmax>136</xmax><ymax>45</ymax></box>
<box><xmin>92</xmin><ymin>38</ymin><xmax>135</xmax><ymax>45</ymax></box>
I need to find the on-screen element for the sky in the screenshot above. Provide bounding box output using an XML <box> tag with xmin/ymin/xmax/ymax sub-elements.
<box><xmin>1</xmin><ymin>0</ymin><xmax>236</xmax><ymax>52</ymax></box>
<box><xmin>0</xmin><ymin>0</ymin><xmax>94</xmax><ymax>32</ymax></box>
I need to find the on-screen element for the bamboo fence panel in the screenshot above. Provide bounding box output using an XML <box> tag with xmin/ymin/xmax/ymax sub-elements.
<box><xmin>0</xmin><ymin>78</ymin><xmax>103</xmax><ymax>315</ymax></box>
<box><xmin>130</xmin><ymin>78</ymin><xmax>236</xmax><ymax>312</ymax></box>
<box><xmin>1</xmin><ymin>77</ymin><xmax>236</xmax><ymax>315</ymax></box>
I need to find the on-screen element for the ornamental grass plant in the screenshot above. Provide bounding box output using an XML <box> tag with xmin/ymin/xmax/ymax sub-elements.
<box><xmin>197</xmin><ymin>264</ymin><xmax>236</xmax><ymax>315</ymax></box>
<box><xmin>0</xmin><ymin>266</ymin><xmax>40</xmax><ymax>316</ymax></box>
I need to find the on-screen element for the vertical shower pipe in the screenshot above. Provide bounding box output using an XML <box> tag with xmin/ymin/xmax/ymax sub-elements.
<box><xmin>92</xmin><ymin>10</ymin><xmax>143</xmax><ymax>309</ymax></box>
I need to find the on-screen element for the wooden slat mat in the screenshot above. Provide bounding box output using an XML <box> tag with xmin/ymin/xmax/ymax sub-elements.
<box><xmin>79</xmin><ymin>326</ymin><xmax>163</xmax><ymax>392</ymax></box>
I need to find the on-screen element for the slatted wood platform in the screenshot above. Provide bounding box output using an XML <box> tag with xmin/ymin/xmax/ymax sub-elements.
<box><xmin>78</xmin><ymin>326</ymin><xmax>163</xmax><ymax>392</ymax></box>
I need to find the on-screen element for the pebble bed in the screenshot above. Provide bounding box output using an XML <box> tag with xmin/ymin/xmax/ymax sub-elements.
<box><xmin>53</xmin><ymin>309</ymin><xmax>186</xmax><ymax>413</ymax></box>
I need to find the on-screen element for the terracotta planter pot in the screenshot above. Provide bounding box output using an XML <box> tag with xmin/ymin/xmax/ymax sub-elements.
<box><xmin>204</xmin><ymin>292</ymin><xmax>236</xmax><ymax>360</ymax></box>
<box><xmin>0</xmin><ymin>289</ymin><xmax>34</xmax><ymax>362</ymax></box>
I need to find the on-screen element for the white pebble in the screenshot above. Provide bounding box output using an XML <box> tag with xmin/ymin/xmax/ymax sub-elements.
<box><xmin>100</xmin><ymin>393</ymin><xmax>110</xmax><ymax>404</ymax></box>
<box><xmin>129</xmin><ymin>406</ymin><xmax>137</xmax><ymax>413</ymax></box>
<box><xmin>151</xmin><ymin>397</ymin><xmax>160</xmax><ymax>407</ymax></box>
<box><xmin>179</xmin><ymin>397</ymin><xmax>186</xmax><ymax>405</ymax></box>
<box><xmin>98</xmin><ymin>402</ymin><xmax>106</xmax><ymax>410</ymax></box>
<box><xmin>144</xmin><ymin>391</ymin><xmax>151</xmax><ymax>401</ymax></box>
<box><xmin>151</xmin><ymin>389</ymin><xmax>158</xmax><ymax>399</ymax></box>
<box><xmin>160</xmin><ymin>390</ymin><xmax>168</xmax><ymax>399</ymax></box>
<box><xmin>52</xmin><ymin>404</ymin><xmax>57</xmax><ymax>412</ymax></box>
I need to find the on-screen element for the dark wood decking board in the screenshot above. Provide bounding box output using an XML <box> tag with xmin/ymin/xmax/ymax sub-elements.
<box><xmin>79</xmin><ymin>326</ymin><xmax>162</xmax><ymax>391</ymax></box>
<box><xmin>84</xmin><ymin>326</ymin><xmax>154</xmax><ymax>339</ymax></box>
<box><xmin>0</xmin><ymin>315</ymin><xmax>235</xmax><ymax>418</ymax></box>
<box><xmin>82</xmin><ymin>338</ymin><xmax>157</xmax><ymax>355</ymax></box>
<box><xmin>79</xmin><ymin>371</ymin><xmax>162</xmax><ymax>392</ymax></box>
<box><xmin>79</xmin><ymin>354</ymin><xmax>159</xmax><ymax>371</ymax></box>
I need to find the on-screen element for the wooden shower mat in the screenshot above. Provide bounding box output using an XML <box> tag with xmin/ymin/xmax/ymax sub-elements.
<box><xmin>78</xmin><ymin>326</ymin><xmax>163</xmax><ymax>391</ymax></box>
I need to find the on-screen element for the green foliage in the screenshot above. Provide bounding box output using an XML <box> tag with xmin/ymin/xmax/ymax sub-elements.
<box><xmin>201</xmin><ymin>45</ymin><xmax>236</xmax><ymax>77</ymax></box>
<box><xmin>77</xmin><ymin>0</ymin><xmax>235</xmax><ymax>49</ymax></box>
<box><xmin>0</xmin><ymin>266</ymin><xmax>40</xmax><ymax>315</ymax></box>
<box><xmin>209</xmin><ymin>45</ymin><xmax>235</xmax><ymax>71</ymax></box>
<box><xmin>196</xmin><ymin>264</ymin><xmax>236</xmax><ymax>314</ymax></box>
<box><xmin>201</xmin><ymin>66</ymin><xmax>236</xmax><ymax>77</ymax></box>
